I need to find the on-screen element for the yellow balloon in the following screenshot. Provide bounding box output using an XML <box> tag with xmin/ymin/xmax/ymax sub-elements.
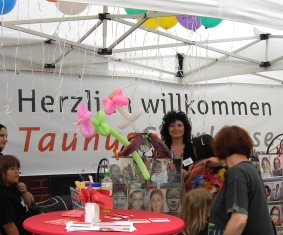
<box><xmin>137</xmin><ymin>18</ymin><xmax>158</xmax><ymax>30</ymax></box>
<box><xmin>157</xmin><ymin>16</ymin><xmax>178</xmax><ymax>30</ymax></box>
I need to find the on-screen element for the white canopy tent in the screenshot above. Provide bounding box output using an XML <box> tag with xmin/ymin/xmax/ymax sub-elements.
<box><xmin>60</xmin><ymin>0</ymin><xmax>283</xmax><ymax>31</ymax></box>
<box><xmin>0</xmin><ymin>0</ymin><xmax>283</xmax><ymax>85</ymax></box>
<box><xmin>1</xmin><ymin>0</ymin><xmax>283</xmax><ymax>175</ymax></box>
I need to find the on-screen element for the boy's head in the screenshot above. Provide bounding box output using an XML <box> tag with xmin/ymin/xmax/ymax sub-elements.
<box><xmin>153</xmin><ymin>160</ymin><xmax>163</xmax><ymax>174</ymax></box>
<box><xmin>113</xmin><ymin>189</ymin><xmax>127</xmax><ymax>209</ymax></box>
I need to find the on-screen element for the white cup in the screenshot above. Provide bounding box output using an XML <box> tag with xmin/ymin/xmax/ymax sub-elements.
<box><xmin>84</xmin><ymin>202</ymin><xmax>100</xmax><ymax>223</ymax></box>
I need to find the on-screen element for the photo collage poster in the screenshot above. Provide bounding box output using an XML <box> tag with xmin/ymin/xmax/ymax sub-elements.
<box><xmin>259</xmin><ymin>154</ymin><xmax>283</xmax><ymax>234</ymax></box>
<box><xmin>259</xmin><ymin>154</ymin><xmax>283</xmax><ymax>179</ymax></box>
<box><xmin>109</xmin><ymin>156</ymin><xmax>183</xmax><ymax>216</ymax></box>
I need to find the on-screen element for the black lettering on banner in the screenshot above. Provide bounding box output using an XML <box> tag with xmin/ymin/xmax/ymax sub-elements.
<box><xmin>18</xmin><ymin>89</ymin><xmax>36</xmax><ymax>112</ymax></box>
<box><xmin>71</xmin><ymin>96</ymin><xmax>83</xmax><ymax>112</ymax></box>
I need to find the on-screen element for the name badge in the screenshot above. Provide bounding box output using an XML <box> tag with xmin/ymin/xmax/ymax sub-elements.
<box><xmin>183</xmin><ymin>157</ymin><xmax>194</xmax><ymax>167</ymax></box>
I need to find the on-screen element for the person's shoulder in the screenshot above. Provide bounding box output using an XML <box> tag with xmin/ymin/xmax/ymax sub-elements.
<box><xmin>0</xmin><ymin>187</ymin><xmax>12</xmax><ymax>200</ymax></box>
<box><xmin>228</xmin><ymin>161</ymin><xmax>254</xmax><ymax>175</ymax></box>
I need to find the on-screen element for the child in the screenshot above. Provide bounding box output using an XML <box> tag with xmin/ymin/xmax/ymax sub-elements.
<box><xmin>0</xmin><ymin>155</ymin><xmax>34</xmax><ymax>235</ymax></box>
<box><xmin>178</xmin><ymin>188</ymin><xmax>213</xmax><ymax>235</ymax></box>
<box><xmin>151</xmin><ymin>160</ymin><xmax>168</xmax><ymax>184</ymax></box>
<box><xmin>128</xmin><ymin>190</ymin><xmax>145</xmax><ymax>210</ymax></box>
<box><xmin>261</xmin><ymin>157</ymin><xmax>272</xmax><ymax>178</ymax></box>
<box><xmin>113</xmin><ymin>188</ymin><xmax>128</xmax><ymax>209</ymax></box>
<box><xmin>149</xmin><ymin>189</ymin><xmax>165</xmax><ymax>212</ymax></box>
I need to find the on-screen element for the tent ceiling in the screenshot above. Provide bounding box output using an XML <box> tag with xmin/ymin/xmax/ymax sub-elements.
<box><xmin>1</xmin><ymin>0</ymin><xmax>283</xmax><ymax>85</ymax></box>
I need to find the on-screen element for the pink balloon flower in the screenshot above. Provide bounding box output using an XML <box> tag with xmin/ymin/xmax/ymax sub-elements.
<box><xmin>102</xmin><ymin>88</ymin><xmax>129</xmax><ymax>115</ymax></box>
<box><xmin>74</xmin><ymin>104</ymin><xmax>94</xmax><ymax>138</ymax></box>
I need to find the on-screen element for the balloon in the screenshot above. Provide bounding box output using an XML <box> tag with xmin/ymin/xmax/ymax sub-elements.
<box><xmin>124</xmin><ymin>8</ymin><xmax>147</xmax><ymax>14</ymax></box>
<box><xmin>198</xmin><ymin>16</ymin><xmax>222</xmax><ymax>28</ymax></box>
<box><xmin>102</xmin><ymin>88</ymin><xmax>129</xmax><ymax>115</ymax></box>
<box><xmin>118</xmin><ymin>106</ymin><xmax>144</xmax><ymax>132</ymax></box>
<box><xmin>92</xmin><ymin>110</ymin><xmax>150</xmax><ymax>180</ymax></box>
<box><xmin>55</xmin><ymin>1</ymin><xmax>88</xmax><ymax>15</ymax></box>
<box><xmin>0</xmin><ymin>0</ymin><xmax>16</xmax><ymax>15</ymax></box>
<box><xmin>91</xmin><ymin>110</ymin><xmax>111</xmax><ymax>136</ymax></box>
<box><xmin>137</xmin><ymin>14</ymin><xmax>158</xmax><ymax>30</ymax></box>
<box><xmin>157</xmin><ymin>16</ymin><xmax>178</xmax><ymax>30</ymax></box>
<box><xmin>74</xmin><ymin>104</ymin><xmax>94</xmax><ymax>138</ymax></box>
<box><xmin>102</xmin><ymin>88</ymin><xmax>144</xmax><ymax>132</ymax></box>
<box><xmin>177</xmin><ymin>15</ymin><xmax>201</xmax><ymax>31</ymax></box>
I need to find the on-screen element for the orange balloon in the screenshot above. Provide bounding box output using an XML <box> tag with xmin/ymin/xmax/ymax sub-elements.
<box><xmin>47</xmin><ymin>0</ymin><xmax>57</xmax><ymax>2</ymax></box>
<box><xmin>157</xmin><ymin>16</ymin><xmax>178</xmax><ymax>30</ymax></box>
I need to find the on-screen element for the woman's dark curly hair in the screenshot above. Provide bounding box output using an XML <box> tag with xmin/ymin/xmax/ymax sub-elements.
<box><xmin>160</xmin><ymin>111</ymin><xmax>192</xmax><ymax>147</ymax></box>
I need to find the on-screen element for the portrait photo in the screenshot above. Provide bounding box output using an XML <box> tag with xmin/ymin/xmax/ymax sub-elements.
<box><xmin>269</xmin><ymin>182</ymin><xmax>283</xmax><ymax>202</ymax></box>
<box><xmin>269</xmin><ymin>204</ymin><xmax>283</xmax><ymax>227</ymax></box>
<box><xmin>270</xmin><ymin>155</ymin><xmax>283</xmax><ymax>177</ymax></box>
<box><xmin>167</xmin><ymin>159</ymin><xmax>182</xmax><ymax>185</ymax></box>
<box><xmin>165</xmin><ymin>188</ymin><xmax>181</xmax><ymax>213</ymax></box>
<box><xmin>259</xmin><ymin>155</ymin><xmax>273</xmax><ymax>178</ymax></box>
<box><xmin>128</xmin><ymin>189</ymin><xmax>145</xmax><ymax>211</ymax></box>
<box><xmin>146</xmin><ymin>189</ymin><xmax>166</xmax><ymax>213</ymax></box>
<box><xmin>149</xmin><ymin>159</ymin><xmax>170</xmax><ymax>184</ymax></box>
<box><xmin>109</xmin><ymin>157</ymin><xmax>138</xmax><ymax>184</ymax></box>
<box><xmin>112</xmin><ymin>184</ymin><xmax>129</xmax><ymax>210</ymax></box>
<box><xmin>264</xmin><ymin>182</ymin><xmax>272</xmax><ymax>202</ymax></box>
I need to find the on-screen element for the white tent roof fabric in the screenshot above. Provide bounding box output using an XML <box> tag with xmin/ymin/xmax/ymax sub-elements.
<box><xmin>1</xmin><ymin>0</ymin><xmax>283</xmax><ymax>85</ymax></box>
<box><xmin>61</xmin><ymin>0</ymin><xmax>283</xmax><ymax>31</ymax></box>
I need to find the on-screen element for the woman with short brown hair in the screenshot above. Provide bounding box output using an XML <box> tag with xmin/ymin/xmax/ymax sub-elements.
<box><xmin>209</xmin><ymin>125</ymin><xmax>275</xmax><ymax>235</ymax></box>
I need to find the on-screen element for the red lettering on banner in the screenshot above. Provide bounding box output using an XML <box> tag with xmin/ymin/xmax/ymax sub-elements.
<box><xmin>39</xmin><ymin>133</ymin><xmax>55</xmax><ymax>151</ymax></box>
<box><xmin>83</xmin><ymin>134</ymin><xmax>99</xmax><ymax>150</ymax></box>
<box><xmin>105</xmin><ymin>135</ymin><xmax>119</xmax><ymax>150</ymax></box>
<box><xmin>19</xmin><ymin>127</ymin><xmax>130</xmax><ymax>153</ymax></box>
<box><xmin>19</xmin><ymin>127</ymin><xmax>40</xmax><ymax>152</ymax></box>
<box><xmin>62</xmin><ymin>133</ymin><xmax>77</xmax><ymax>151</ymax></box>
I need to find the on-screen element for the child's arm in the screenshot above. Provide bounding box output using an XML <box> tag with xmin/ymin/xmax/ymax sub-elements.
<box><xmin>17</xmin><ymin>182</ymin><xmax>34</xmax><ymax>207</ymax></box>
<box><xmin>3</xmin><ymin>222</ymin><xmax>20</xmax><ymax>235</ymax></box>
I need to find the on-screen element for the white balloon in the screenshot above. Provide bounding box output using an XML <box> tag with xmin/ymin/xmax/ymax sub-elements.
<box><xmin>56</xmin><ymin>1</ymin><xmax>88</xmax><ymax>15</ymax></box>
<box><xmin>117</xmin><ymin>106</ymin><xmax>144</xmax><ymax>132</ymax></box>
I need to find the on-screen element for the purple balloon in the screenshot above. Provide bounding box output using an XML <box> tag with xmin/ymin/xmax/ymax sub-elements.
<box><xmin>177</xmin><ymin>15</ymin><xmax>201</xmax><ymax>31</ymax></box>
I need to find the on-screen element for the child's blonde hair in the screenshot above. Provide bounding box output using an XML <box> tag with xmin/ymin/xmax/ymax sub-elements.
<box><xmin>180</xmin><ymin>188</ymin><xmax>213</xmax><ymax>235</ymax></box>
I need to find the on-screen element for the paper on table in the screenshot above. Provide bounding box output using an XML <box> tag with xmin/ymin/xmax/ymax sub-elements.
<box><xmin>148</xmin><ymin>218</ymin><xmax>170</xmax><ymax>222</ymax></box>
<box><xmin>128</xmin><ymin>219</ymin><xmax>150</xmax><ymax>223</ymax></box>
<box><xmin>65</xmin><ymin>221</ymin><xmax>136</xmax><ymax>232</ymax></box>
<box><xmin>44</xmin><ymin>218</ymin><xmax>79</xmax><ymax>225</ymax></box>
<box><xmin>61</xmin><ymin>209</ymin><xmax>84</xmax><ymax>217</ymax></box>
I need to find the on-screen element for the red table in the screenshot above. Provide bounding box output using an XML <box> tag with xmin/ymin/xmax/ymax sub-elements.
<box><xmin>23</xmin><ymin>209</ymin><xmax>184</xmax><ymax>235</ymax></box>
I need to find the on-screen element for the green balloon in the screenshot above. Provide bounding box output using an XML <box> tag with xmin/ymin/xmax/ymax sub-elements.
<box><xmin>198</xmin><ymin>16</ymin><xmax>222</xmax><ymax>28</ymax></box>
<box><xmin>91</xmin><ymin>110</ymin><xmax>150</xmax><ymax>180</ymax></box>
<box><xmin>124</xmin><ymin>8</ymin><xmax>147</xmax><ymax>14</ymax></box>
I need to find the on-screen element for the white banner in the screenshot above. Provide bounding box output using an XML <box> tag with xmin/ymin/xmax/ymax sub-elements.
<box><xmin>0</xmin><ymin>71</ymin><xmax>282</xmax><ymax>175</ymax></box>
